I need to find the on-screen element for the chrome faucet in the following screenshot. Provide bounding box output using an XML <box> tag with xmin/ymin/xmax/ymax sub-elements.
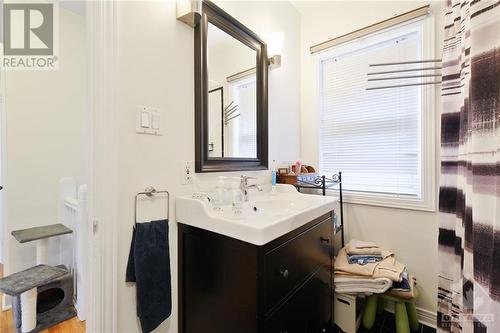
<box><xmin>240</xmin><ymin>175</ymin><xmax>263</xmax><ymax>201</ymax></box>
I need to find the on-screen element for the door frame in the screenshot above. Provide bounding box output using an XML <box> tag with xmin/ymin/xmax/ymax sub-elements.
<box><xmin>0</xmin><ymin>1</ymin><xmax>119</xmax><ymax>328</ymax></box>
<box><xmin>87</xmin><ymin>1</ymin><xmax>119</xmax><ymax>332</ymax></box>
<box><xmin>0</xmin><ymin>50</ymin><xmax>8</xmax><ymax>311</ymax></box>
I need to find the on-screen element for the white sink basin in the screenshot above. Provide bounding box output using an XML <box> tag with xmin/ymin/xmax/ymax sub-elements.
<box><xmin>251</xmin><ymin>198</ymin><xmax>308</xmax><ymax>217</ymax></box>
<box><xmin>176</xmin><ymin>184</ymin><xmax>339</xmax><ymax>245</ymax></box>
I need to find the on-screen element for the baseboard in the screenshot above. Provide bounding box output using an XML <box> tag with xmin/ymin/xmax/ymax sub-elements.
<box><xmin>384</xmin><ymin>302</ymin><xmax>437</xmax><ymax>328</ymax></box>
<box><xmin>416</xmin><ymin>307</ymin><xmax>437</xmax><ymax>328</ymax></box>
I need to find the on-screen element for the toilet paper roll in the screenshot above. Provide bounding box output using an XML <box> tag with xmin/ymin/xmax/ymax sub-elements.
<box><xmin>20</xmin><ymin>288</ymin><xmax>37</xmax><ymax>333</ymax></box>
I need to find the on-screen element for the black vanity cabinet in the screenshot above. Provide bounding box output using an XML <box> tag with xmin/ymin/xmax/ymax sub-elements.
<box><xmin>178</xmin><ymin>212</ymin><xmax>334</xmax><ymax>333</ymax></box>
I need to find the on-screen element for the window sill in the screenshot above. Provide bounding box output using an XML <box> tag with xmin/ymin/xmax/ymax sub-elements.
<box><xmin>306</xmin><ymin>188</ymin><xmax>436</xmax><ymax>212</ymax></box>
<box><xmin>342</xmin><ymin>191</ymin><xmax>436</xmax><ymax>212</ymax></box>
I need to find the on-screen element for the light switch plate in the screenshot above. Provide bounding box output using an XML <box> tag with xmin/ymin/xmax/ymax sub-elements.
<box><xmin>136</xmin><ymin>105</ymin><xmax>163</xmax><ymax>135</ymax></box>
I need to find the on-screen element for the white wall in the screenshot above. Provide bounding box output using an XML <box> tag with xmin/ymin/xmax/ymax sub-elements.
<box><xmin>115</xmin><ymin>1</ymin><xmax>300</xmax><ymax>332</ymax></box>
<box><xmin>296</xmin><ymin>0</ymin><xmax>444</xmax><ymax>317</ymax></box>
<box><xmin>3</xmin><ymin>7</ymin><xmax>88</xmax><ymax>278</ymax></box>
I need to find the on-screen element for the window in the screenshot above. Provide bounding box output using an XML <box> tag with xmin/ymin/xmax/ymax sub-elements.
<box><xmin>229</xmin><ymin>76</ymin><xmax>257</xmax><ymax>158</ymax></box>
<box><xmin>317</xmin><ymin>19</ymin><xmax>436</xmax><ymax>210</ymax></box>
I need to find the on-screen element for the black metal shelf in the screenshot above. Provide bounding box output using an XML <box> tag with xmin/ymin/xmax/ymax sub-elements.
<box><xmin>292</xmin><ymin>172</ymin><xmax>345</xmax><ymax>247</ymax></box>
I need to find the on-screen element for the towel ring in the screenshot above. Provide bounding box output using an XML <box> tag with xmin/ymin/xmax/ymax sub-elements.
<box><xmin>134</xmin><ymin>186</ymin><xmax>170</xmax><ymax>225</ymax></box>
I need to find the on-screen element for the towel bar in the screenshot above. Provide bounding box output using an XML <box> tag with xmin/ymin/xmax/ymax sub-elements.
<box><xmin>134</xmin><ymin>186</ymin><xmax>170</xmax><ymax>225</ymax></box>
<box><xmin>366</xmin><ymin>59</ymin><xmax>443</xmax><ymax>90</ymax></box>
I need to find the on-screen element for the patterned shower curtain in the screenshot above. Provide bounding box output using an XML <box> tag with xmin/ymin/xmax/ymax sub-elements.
<box><xmin>438</xmin><ymin>0</ymin><xmax>500</xmax><ymax>332</ymax></box>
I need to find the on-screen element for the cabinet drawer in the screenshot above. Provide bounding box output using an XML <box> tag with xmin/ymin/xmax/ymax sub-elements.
<box><xmin>264</xmin><ymin>274</ymin><xmax>331</xmax><ymax>333</ymax></box>
<box><xmin>264</xmin><ymin>217</ymin><xmax>331</xmax><ymax>313</ymax></box>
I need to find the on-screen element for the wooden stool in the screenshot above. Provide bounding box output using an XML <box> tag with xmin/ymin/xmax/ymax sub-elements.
<box><xmin>362</xmin><ymin>287</ymin><xmax>419</xmax><ymax>333</ymax></box>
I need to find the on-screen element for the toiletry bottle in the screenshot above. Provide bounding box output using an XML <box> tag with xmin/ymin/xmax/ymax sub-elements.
<box><xmin>211</xmin><ymin>176</ymin><xmax>227</xmax><ymax>212</ymax></box>
<box><xmin>230</xmin><ymin>178</ymin><xmax>244</xmax><ymax>216</ymax></box>
<box><xmin>295</xmin><ymin>160</ymin><xmax>302</xmax><ymax>175</ymax></box>
<box><xmin>271</xmin><ymin>160</ymin><xmax>277</xmax><ymax>194</ymax></box>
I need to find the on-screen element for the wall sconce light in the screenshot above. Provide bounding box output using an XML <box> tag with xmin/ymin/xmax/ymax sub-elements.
<box><xmin>266</xmin><ymin>32</ymin><xmax>284</xmax><ymax>69</ymax></box>
<box><xmin>268</xmin><ymin>55</ymin><xmax>282</xmax><ymax>69</ymax></box>
<box><xmin>177</xmin><ymin>0</ymin><xmax>202</xmax><ymax>28</ymax></box>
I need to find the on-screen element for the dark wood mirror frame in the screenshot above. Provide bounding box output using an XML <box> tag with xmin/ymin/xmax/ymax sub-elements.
<box><xmin>195</xmin><ymin>0</ymin><xmax>268</xmax><ymax>173</ymax></box>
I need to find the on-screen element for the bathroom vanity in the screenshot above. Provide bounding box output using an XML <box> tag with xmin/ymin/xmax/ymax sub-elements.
<box><xmin>177</xmin><ymin>185</ymin><xmax>339</xmax><ymax>333</ymax></box>
<box><xmin>183</xmin><ymin>0</ymin><xmax>339</xmax><ymax>330</ymax></box>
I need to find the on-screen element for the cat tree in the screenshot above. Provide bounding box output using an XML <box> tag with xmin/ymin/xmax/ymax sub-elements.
<box><xmin>0</xmin><ymin>224</ymin><xmax>76</xmax><ymax>333</ymax></box>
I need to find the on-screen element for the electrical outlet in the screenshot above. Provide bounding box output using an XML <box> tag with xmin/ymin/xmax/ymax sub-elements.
<box><xmin>182</xmin><ymin>161</ymin><xmax>194</xmax><ymax>185</ymax></box>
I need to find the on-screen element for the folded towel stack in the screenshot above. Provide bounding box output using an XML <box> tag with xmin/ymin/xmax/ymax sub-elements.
<box><xmin>334</xmin><ymin>240</ymin><xmax>406</xmax><ymax>295</ymax></box>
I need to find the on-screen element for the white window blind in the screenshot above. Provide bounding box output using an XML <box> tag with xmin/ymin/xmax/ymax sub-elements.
<box><xmin>319</xmin><ymin>28</ymin><xmax>423</xmax><ymax>197</ymax></box>
<box><xmin>231</xmin><ymin>78</ymin><xmax>257</xmax><ymax>158</ymax></box>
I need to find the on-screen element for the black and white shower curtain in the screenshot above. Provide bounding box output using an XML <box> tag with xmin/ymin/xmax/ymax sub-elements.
<box><xmin>438</xmin><ymin>0</ymin><xmax>500</xmax><ymax>332</ymax></box>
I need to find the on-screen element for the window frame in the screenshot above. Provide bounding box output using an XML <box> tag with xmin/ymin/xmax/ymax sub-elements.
<box><xmin>313</xmin><ymin>16</ymin><xmax>437</xmax><ymax>212</ymax></box>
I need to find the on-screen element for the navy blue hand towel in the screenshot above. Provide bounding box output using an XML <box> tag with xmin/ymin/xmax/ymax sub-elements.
<box><xmin>126</xmin><ymin>219</ymin><xmax>172</xmax><ymax>333</ymax></box>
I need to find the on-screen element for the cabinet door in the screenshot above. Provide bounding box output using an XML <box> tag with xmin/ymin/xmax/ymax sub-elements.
<box><xmin>182</xmin><ymin>230</ymin><xmax>258</xmax><ymax>333</ymax></box>
<box><xmin>264</xmin><ymin>273</ymin><xmax>331</xmax><ymax>333</ymax></box>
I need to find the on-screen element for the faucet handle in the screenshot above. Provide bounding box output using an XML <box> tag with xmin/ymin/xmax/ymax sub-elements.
<box><xmin>241</xmin><ymin>175</ymin><xmax>256</xmax><ymax>186</ymax></box>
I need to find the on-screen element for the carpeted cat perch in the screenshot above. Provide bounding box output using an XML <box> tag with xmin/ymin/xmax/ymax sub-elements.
<box><xmin>0</xmin><ymin>224</ymin><xmax>76</xmax><ymax>333</ymax></box>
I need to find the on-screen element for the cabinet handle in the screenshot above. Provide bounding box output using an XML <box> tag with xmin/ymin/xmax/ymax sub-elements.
<box><xmin>280</xmin><ymin>269</ymin><xmax>289</xmax><ymax>278</ymax></box>
<box><xmin>320</xmin><ymin>237</ymin><xmax>330</xmax><ymax>243</ymax></box>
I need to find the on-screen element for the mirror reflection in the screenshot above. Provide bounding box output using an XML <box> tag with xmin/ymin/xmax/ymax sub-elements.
<box><xmin>207</xmin><ymin>22</ymin><xmax>257</xmax><ymax>158</ymax></box>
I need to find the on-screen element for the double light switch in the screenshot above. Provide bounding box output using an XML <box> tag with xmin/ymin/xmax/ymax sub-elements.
<box><xmin>136</xmin><ymin>105</ymin><xmax>162</xmax><ymax>135</ymax></box>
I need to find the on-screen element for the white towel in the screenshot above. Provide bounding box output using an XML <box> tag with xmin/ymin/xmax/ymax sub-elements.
<box><xmin>345</xmin><ymin>240</ymin><xmax>382</xmax><ymax>256</ymax></box>
<box><xmin>334</xmin><ymin>275</ymin><xmax>392</xmax><ymax>295</ymax></box>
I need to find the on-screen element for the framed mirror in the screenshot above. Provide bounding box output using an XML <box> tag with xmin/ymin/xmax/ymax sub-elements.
<box><xmin>195</xmin><ymin>0</ymin><xmax>268</xmax><ymax>172</ymax></box>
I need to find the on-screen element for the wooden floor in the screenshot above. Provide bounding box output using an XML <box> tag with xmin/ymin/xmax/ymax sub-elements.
<box><xmin>0</xmin><ymin>264</ymin><xmax>86</xmax><ymax>333</ymax></box>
